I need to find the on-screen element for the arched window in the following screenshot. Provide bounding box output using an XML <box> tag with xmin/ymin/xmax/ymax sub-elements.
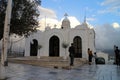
<box><xmin>30</xmin><ymin>39</ymin><xmax>38</xmax><ymax>56</ymax></box>
<box><xmin>49</xmin><ymin>36</ymin><xmax>59</xmax><ymax>57</ymax></box>
<box><xmin>73</xmin><ymin>36</ymin><xmax>82</xmax><ymax>58</ymax></box>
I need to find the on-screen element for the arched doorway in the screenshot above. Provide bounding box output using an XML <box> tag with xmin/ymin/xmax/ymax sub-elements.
<box><xmin>49</xmin><ymin>36</ymin><xmax>59</xmax><ymax>57</ymax></box>
<box><xmin>73</xmin><ymin>36</ymin><xmax>82</xmax><ymax>58</ymax></box>
<box><xmin>30</xmin><ymin>39</ymin><xmax>38</xmax><ymax>56</ymax></box>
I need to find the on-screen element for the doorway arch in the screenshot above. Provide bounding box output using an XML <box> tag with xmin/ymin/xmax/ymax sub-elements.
<box><xmin>30</xmin><ymin>39</ymin><xmax>38</xmax><ymax>56</ymax></box>
<box><xmin>73</xmin><ymin>36</ymin><xmax>82</xmax><ymax>58</ymax></box>
<box><xmin>49</xmin><ymin>36</ymin><xmax>59</xmax><ymax>57</ymax></box>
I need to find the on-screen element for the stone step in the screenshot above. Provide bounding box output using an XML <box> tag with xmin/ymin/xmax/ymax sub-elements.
<box><xmin>8</xmin><ymin>56</ymin><xmax>87</xmax><ymax>68</ymax></box>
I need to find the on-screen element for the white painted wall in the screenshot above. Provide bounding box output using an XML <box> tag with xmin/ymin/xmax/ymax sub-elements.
<box><xmin>25</xmin><ymin>22</ymin><xmax>96</xmax><ymax>60</ymax></box>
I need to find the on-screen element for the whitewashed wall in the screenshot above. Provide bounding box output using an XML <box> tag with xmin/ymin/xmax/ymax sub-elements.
<box><xmin>25</xmin><ymin>23</ymin><xmax>96</xmax><ymax>60</ymax></box>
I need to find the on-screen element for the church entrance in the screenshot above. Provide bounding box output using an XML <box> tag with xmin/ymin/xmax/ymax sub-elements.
<box><xmin>73</xmin><ymin>36</ymin><xmax>82</xmax><ymax>58</ymax></box>
<box><xmin>30</xmin><ymin>39</ymin><xmax>38</xmax><ymax>56</ymax></box>
<box><xmin>49</xmin><ymin>36</ymin><xmax>59</xmax><ymax>57</ymax></box>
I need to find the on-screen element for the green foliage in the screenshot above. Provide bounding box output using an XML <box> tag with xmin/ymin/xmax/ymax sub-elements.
<box><xmin>38</xmin><ymin>44</ymin><xmax>42</xmax><ymax>49</ymax></box>
<box><xmin>0</xmin><ymin>0</ymin><xmax>41</xmax><ymax>40</ymax></box>
<box><xmin>0</xmin><ymin>0</ymin><xmax>7</xmax><ymax>39</ymax></box>
<box><xmin>62</xmin><ymin>42</ymin><xmax>69</xmax><ymax>49</ymax></box>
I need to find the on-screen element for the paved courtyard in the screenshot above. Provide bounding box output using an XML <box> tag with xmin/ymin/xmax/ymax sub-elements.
<box><xmin>0</xmin><ymin>63</ymin><xmax>120</xmax><ymax>80</ymax></box>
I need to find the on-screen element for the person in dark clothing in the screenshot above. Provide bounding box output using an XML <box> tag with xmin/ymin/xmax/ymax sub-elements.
<box><xmin>115</xmin><ymin>46</ymin><xmax>120</xmax><ymax>66</ymax></box>
<box><xmin>94</xmin><ymin>52</ymin><xmax>97</xmax><ymax>65</ymax></box>
<box><xmin>88</xmin><ymin>48</ymin><xmax>93</xmax><ymax>65</ymax></box>
<box><xmin>69</xmin><ymin>43</ymin><xmax>75</xmax><ymax>66</ymax></box>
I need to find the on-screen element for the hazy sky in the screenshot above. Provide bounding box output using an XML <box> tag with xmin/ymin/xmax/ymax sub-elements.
<box><xmin>38</xmin><ymin>0</ymin><xmax>120</xmax><ymax>51</ymax></box>
<box><xmin>41</xmin><ymin>0</ymin><xmax>120</xmax><ymax>25</ymax></box>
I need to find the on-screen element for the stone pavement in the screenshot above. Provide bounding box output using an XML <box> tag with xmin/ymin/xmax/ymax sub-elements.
<box><xmin>0</xmin><ymin>63</ymin><xmax>120</xmax><ymax>80</ymax></box>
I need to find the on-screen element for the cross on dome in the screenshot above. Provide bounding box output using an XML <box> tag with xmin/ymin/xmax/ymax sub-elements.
<box><xmin>64</xmin><ymin>13</ymin><xmax>68</xmax><ymax>18</ymax></box>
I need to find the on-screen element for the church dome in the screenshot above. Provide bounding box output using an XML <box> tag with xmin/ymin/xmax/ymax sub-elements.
<box><xmin>61</xmin><ymin>13</ymin><xmax>70</xmax><ymax>29</ymax></box>
<box><xmin>62</xmin><ymin>17</ymin><xmax>70</xmax><ymax>22</ymax></box>
<box><xmin>45</xmin><ymin>24</ymin><xmax>51</xmax><ymax>31</ymax></box>
<box><xmin>75</xmin><ymin>22</ymin><xmax>89</xmax><ymax>29</ymax></box>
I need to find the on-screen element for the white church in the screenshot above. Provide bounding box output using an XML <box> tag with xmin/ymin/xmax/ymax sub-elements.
<box><xmin>25</xmin><ymin>14</ymin><xmax>96</xmax><ymax>60</ymax></box>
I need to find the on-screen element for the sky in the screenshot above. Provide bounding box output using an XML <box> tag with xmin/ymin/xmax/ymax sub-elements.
<box><xmin>37</xmin><ymin>0</ymin><xmax>120</xmax><ymax>52</ymax></box>
<box><xmin>0</xmin><ymin>0</ymin><xmax>119</xmax><ymax>55</ymax></box>
<box><xmin>41</xmin><ymin>0</ymin><xmax>120</xmax><ymax>25</ymax></box>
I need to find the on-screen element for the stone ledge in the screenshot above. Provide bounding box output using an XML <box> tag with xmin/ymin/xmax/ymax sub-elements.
<box><xmin>8</xmin><ymin>57</ymin><xmax>87</xmax><ymax>68</ymax></box>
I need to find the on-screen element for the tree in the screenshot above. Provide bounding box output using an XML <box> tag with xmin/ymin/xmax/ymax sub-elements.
<box><xmin>0</xmin><ymin>0</ymin><xmax>7</xmax><ymax>40</ymax></box>
<box><xmin>37</xmin><ymin>44</ymin><xmax>42</xmax><ymax>58</ymax></box>
<box><xmin>62</xmin><ymin>41</ymin><xmax>69</xmax><ymax>59</ymax></box>
<box><xmin>0</xmin><ymin>0</ymin><xmax>41</xmax><ymax>40</ymax></box>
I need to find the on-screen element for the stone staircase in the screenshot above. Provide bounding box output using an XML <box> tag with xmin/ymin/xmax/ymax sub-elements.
<box><xmin>8</xmin><ymin>56</ymin><xmax>87</xmax><ymax>68</ymax></box>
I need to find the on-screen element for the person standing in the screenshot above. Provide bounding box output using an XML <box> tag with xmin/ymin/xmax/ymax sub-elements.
<box><xmin>88</xmin><ymin>48</ymin><xmax>93</xmax><ymax>65</ymax></box>
<box><xmin>94</xmin><ymin>52</ymin><xmax>97</xmax><ymax>65</ymax></box>
<box><xmin>115</xmin><ymin>46</ymin><xmax>120</xmax><ymax>66</ymax></box>
<box><xmin>69</xmin><ymin>43</ymin><xmax>75</xmax><ymax>66</ymax></box>
<box><xmin>114</xmin><ymin>45</ymin><xmax>117</xmax><ymax>64</ymax></box>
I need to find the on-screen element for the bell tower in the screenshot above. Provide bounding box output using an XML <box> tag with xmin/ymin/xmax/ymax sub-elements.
<box><xmin>61</xmin><ymin>13</ymin><xmax>70</xmax><ymax>29</ymax></box>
